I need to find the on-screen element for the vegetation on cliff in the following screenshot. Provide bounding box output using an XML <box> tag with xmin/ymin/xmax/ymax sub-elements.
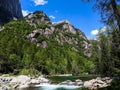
<box><xmin>0</xmin><ymin>12</ymin><xmax>94</xmax><ymax>75</ymax></box>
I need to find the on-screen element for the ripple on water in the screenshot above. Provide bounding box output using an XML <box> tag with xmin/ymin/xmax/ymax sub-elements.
<box><xmin>20</xmin><ymin>85</ymin><xmax>82</xmax><ymax>90</ymax></box>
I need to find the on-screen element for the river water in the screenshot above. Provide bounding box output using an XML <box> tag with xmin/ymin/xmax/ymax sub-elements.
<box><xmin>21</xmin><ymin>85</ymin><xmax>82</xmax><ymax>90</ymax></box>
<box><xmin>14</xmin><ymin>76</ymin><xmax>120</xmax><ymax>90</ymax></box>
<box><xmin>19</xmin><ymin>75</ymin><xmax>93</xmax><ymax>90</ymax></box>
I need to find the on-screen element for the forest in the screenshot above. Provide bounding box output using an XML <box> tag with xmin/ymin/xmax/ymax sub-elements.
<box><xmin>0</xmin><ymin>0</ymin><xmax>119</xmax><ymax>78</ymax></box>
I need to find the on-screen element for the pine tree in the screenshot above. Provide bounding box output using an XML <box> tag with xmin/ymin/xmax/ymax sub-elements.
<box><xmin>98</xmin><ymin>30</ymin><xmax>113</xmax><ymax>76</ymax></box>
<box><xmin>111</xmin><ymin>29</ymin><xmax>120</xmax><ymax>76</ymax></box>
<box><xmin>83</xmin><ymin>0</ymin><xmax>120</xmax><ymax>76</ymax></box>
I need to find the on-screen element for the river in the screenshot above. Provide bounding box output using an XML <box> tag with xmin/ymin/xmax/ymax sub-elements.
<box><xmin>14</xmin><ymin>75</ymin><xmax>119</xmax><ymax>90</ymax></box>
<box><xmin>17</xmin><ymin>75</ymin><xmax>95</xmax><ymax>90</ymax></box>
<box><xmin>21</xmin><ymin>85</ymin><xmax>82</xmax><ymax>90</ymax></box>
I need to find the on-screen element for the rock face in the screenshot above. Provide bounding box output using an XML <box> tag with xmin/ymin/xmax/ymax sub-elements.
<box><xmin>0</xmin><ymin>0</ymin><xmax>23</xmax><ymax>26</ymax></box>
<box><xmin>26</xmin><ymin>11</ymin><xmax>51</xmax><ymax>27</ymax></box>
<box><xmin>26</xmin><ymin>11</ymin><xmax>91</xmax><ymax>56</ymax></box>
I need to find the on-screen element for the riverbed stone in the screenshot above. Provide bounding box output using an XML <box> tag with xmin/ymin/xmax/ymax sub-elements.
<box><xmin>30</xmin><ymin>79</ymin><xmax>40</xmax><ymax>85</ymax></box>
<box><xmin>38</xmin><ymin>76</ymin><xmax>49</xmax><ymax>83</ymax></box>
<box><xmin>75</xmin><ymin>79</ymin><xmax>83</xmax><ymax>86</ymax></box>
<box><xmin>10</xmin><ymin>75</ymin><xmax>30</xmax><ymax>84</ymax></box>
<box><xmin>84</xmin><ymin>81</ymin><xmax>92</xmax><ymax>89</ymax></box>
<box><xmin>0</xmin><ymin>75</ymin><xmax>113</xmax><ymax>90</ymax></box>
<box><xmin>17</xmin><ymin>84</ymin><xmax>30</xmax><ymax>89</ymax></box>
<box><xmin>1</xmin><ymin>85</ymin><xmax>10</xmax><ymax>90</ymax></box>
<box><xmin>83</xmin><ymin>77</ymin><xmax>112</xmax><ymax>89</ymax></box>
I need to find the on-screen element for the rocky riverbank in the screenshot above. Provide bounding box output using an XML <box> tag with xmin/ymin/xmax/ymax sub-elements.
<box><xmin>0</xmin><ymin>75</ymin><xmax>113</xmax><ymax>90</ymax></box>
<box><xmin>83</xmin><ymin>77</ymin><xmax>112</xmax><ymax>90</ymax></box>
<box><xmin>58</xmin><ymin>77</ymin><xmax>112</xmax><ymax>90</ymax></box>
<box><xmin>0</xmin><ymin>75</ymin><xmax>50</xmax><ymax>90</ymax></box>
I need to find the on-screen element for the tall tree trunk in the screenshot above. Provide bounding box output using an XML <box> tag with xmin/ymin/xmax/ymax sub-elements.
<box><xmin>111</xmin><ymin>0</ymin><xmax>120</xmax><ymax>30</ymax></box>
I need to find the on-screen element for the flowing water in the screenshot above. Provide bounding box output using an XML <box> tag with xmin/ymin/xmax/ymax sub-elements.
<box><xmin>19</xmin><ymin>75</ymin><xmax>96</xmax><ymax>90</ymax></box>
<box><xmin>21</xmin><ymin>85</ymin><xmax>82</xmax><ymax>90</ymax></box>
<box><xmin>16</xmin><ymin>76</ymin><xmax>120</xmax><ymax>90</ymax></box>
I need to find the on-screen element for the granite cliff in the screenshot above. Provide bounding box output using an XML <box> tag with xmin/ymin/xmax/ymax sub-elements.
<box><xmin>26</xmin><ymin>11</ymin><xmax>91</xmax><ymax>56</ymax></box>
<box><xmin>0</xmin><ymin>0</ymin><xmax>23</xmax><ymax>26</ymax></box>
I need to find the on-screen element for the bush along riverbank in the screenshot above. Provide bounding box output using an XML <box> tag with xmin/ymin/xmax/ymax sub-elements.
<box><xmin>0</xmin><ymin>74</ymin><xmax>114</xmax><ymax>90</ymax></box>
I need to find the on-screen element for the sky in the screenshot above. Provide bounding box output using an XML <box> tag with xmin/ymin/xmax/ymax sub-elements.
<box><xmin>20</xmin><ymin>0</ymin><xmax>104</xmax><ymax>38</ymax></box>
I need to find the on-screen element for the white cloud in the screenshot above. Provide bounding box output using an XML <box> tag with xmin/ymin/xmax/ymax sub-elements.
<box><xmin>91</xmin><ymin>29</ymin><xmax>99</xmax><ymax>35</ymax></box>
<box><xmin>22</xmin><ymin>10</ymin><xmax>30</xmax><ymax>16</ymax></box>
<box><xmin>33</xmin><ymin>0</ymin><xmax>48</xmax><ymax>6</ymax></box>
<box><xmin>49</xmin><ymin>15</ymin><xmax>55</xmax><ymax>19</ymax></box>
<box><xmin>99</xmin><ymin>26</ymin><xmax>107</xmax><ymax>34</ymax></box>
<box><xmin>91</xmin><ymin>26</ymin><xmax>108</xmax><ymax>36</ymax></box>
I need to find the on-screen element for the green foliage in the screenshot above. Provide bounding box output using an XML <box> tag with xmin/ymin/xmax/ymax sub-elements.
<box><xmin>98</xmin><ymin>32</ymin><xmax>112</xmax><ymax>76</ymax></box>
<box><xmin>110</xmin><ymin>29</ymin><xmax>120</xmax><ymax>76</ymax></box>
<box><xmin>90</xmin><ymin>28</ymin><xmax>120</xmax><ymax>76</ymax></box>
<box><xmin>37</xmin><ymin>24</ymin><xmax>49</xmax><ymax>29</ymax></box>
<box><xmin>37</xmin><ymin>35</ymin><xmax>48</xmax><ymax>42</ymax></box>
<box><xmin>19</xmin><ymin>68</ymin><xmax>40</xmax><ymax>76</ymax></box>
<box><xmin>83</xmin><ymin>0</ymin><xmax>120</xmax><ymax>77</ymax></box>
<box><xmin>0</xmin><ymin>18</ymin><xmax>94</xmax><ymax>75</ymax></box>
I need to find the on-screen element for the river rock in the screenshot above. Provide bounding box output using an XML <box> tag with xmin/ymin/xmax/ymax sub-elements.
<box><xmin>13</xmin><ymin>84</ymin><xmax>20</xmax><ymax>89</ymax></box>
<box><xmin>83</xmin><ymin>77</ymin><xmax>112</xmax><ymax>89</ymax></box>
<box><xmin>17</xmin><ymin>84</ymin><xmax>30</xmax><ymax>89</ymax></box>
<box><xmin>59</xmin><ymin>80</ymin><xmax>75</xmax><ymax>85</ymax></box>
<box><xmin>84</xmin><ymin>81</ymin><xmax>92</xmax><ymax>89</ymax></box>
<box><xmin>38</xmin><ymin>76</ymin><xmax>49</xmax><ymax>83</ymax></box>
<box><xmin>29</xmin><ymin>79</ymin><xmax>40</xmax><ymax>85</ymax></box>
<box><xmin>75</xmin><ymin>79</ymin><xmax>83</xmax><ymax>86</ymax></box>
<box><xmin>10</xmin><ymin>75</ymin><xmax>30</xmax><ymax>84</ymax></box>
<box><xmin>0</xmin><ymin>75</ymin><xmax>51</xmax><ymax>90</ymax></box>
<box><xmin>96</xmin><ymin>77</ymin><xmax>102</xmax><ymax>80</ymax></box>
<box><xmin>1</xmin><ymin>85</ymin><xmax>10</xmax><ymax>90</ymax></box>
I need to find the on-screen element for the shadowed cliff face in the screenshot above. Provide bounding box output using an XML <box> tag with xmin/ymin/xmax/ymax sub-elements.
<box><xmin>0</xmin><ymin>0</ymin><xmax>23</xmax><ymax>25</ymax></box>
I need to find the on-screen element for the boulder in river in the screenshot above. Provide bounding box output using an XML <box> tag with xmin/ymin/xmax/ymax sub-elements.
<box><xmin>83</xmin><ymin>77</ymin><xmax>113</xmax><ymax>89</ymax></box>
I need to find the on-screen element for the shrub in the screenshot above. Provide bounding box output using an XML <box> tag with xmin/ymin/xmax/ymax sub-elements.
<box><xmin>19</xmin><ymin>68</ymin><xmax>41</xmax><ymax>76</ymax></box>
<box><xmin>37</xmin><ymin>24</ymin><xmax>49</xmax><ymax>29</ymax></box>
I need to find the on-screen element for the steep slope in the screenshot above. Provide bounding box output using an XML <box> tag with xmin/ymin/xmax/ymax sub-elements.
<box><xmin>0</xmin><ymin>0</ymin><xmax>23</xmax><ymax>26</ymax></box>
<box><xmin>26</xmin><ymin>11</ymin><xmax>90</xmax><ymax>55</ymax></box>
<box><xmin>0</xmin><ymin>11</ymin><xmax>94</xmax><ymax>75</ymax></box>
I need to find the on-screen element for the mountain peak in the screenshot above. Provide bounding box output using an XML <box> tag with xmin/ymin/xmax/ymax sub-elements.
<box><xmin>26</xmin><ymin>11</ymin><xmax>51</xmax><ymax>27</ymax></box>
<box><xmin>53</xmin><ymin>20</ymin><xmax>77</xmax><ymax>34</ymax></box>
<box><xmin>53</xmin><ymin>20</ymin><xmax>71</xmax><ymax>25</ymax></box>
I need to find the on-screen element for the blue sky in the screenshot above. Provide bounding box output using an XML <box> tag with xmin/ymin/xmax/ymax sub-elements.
<box><xmin>20</xmin><ymin>0</ymin><xmax>104</xmax><ymax>38</ymax></box>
